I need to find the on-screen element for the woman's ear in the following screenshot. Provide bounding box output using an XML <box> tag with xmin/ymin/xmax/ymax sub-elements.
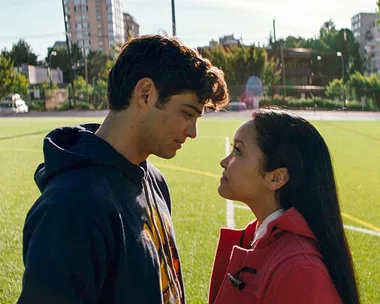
<box><xmin>267</xmin><ymin>168</ymin><xmax>289</xmax><ymax>191</ymax></box>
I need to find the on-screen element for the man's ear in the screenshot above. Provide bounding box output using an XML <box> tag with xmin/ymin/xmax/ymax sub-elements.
<box><xmin>133</xmin><ymin>78</ymin><xmax>157</xmax><ymax>108</ymax></box>
<box><xmin>266</xmin><ymin>168</ymin><xmax>289</xmax><ymax>192</ymax></box>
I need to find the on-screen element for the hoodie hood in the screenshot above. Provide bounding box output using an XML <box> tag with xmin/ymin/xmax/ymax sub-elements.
<box><xmin>35</xmin><ymin>123</ymin><xmax>146</xmax><ymax>191</ymax></box>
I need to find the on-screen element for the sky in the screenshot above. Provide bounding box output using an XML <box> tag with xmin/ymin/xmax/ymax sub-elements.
<box><xmin>0</xmin><ymin>0</ymin><xmax>378</xmax><ymax>60</ymax></box>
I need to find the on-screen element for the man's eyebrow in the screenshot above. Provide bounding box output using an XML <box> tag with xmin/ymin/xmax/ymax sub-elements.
<box><xmin>183</xmin><ymin>104</ymin><xmax>203</xmax><ymax>116</ymax></box>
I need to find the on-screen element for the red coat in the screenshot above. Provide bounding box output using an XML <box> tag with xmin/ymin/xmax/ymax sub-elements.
<box><xmin>209</xmin><ymin>208</ymin><xmax>342</xmax><ymax>304</ymax></box>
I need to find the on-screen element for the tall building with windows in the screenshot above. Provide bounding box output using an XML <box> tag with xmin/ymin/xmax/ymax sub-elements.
<box><xmin>123</xmin><ymin>13</ymin><xmax>140</xmax><ymax>41</ymax></box>
<box><xmin>351</xmin><ymin>12</ymin><xmax>380</xmax><ymax>73</ymax></box>
<box><xmin>63</xmin><ymin>0</ymin><xmax>124</xmax><ymax>54</ymax></box>
<box><xmin>351</xmin><ymin>13</ymin><xmax>377</xmax><ymax>55</ymax></box>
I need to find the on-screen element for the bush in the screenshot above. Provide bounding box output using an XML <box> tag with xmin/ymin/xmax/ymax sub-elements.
<box><xmin>28</xmin><ymin>99</ymin><xmax>45</xmax><ymax>111</ymax></box>
<box><xmin>57</xmin><ymin>101</ymin><xmax>95</xmax><ymax>111</ymax></box>
<box><xmin>259</xmin><ymin>97</ymin><xmax>376</xmax><ymax>111</ymax></box>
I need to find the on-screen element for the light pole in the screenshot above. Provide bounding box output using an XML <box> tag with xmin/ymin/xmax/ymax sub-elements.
<box><xmin>48</xmin><ymin>51</ymin><xmax>57</xmax><ymax>92</ymax></box>
<box><xmin>317</xmin><ymin>55</ymin><xmax>322</xmax><ymax>83</ymax></box>
<box><xmin>171</xmin><ymin>0</ymin><xmax>176</xmax><ymax>36</ymax></box>
<box><xmin>313</xmin><ymin>55</ymin><xmax>323</xmax><ymax>114</ymax></box>
<box><xmin>82</xmin><ymin>47</ymin><xmax>89</xmax><ymax>104</ymax></box>
<box><xmin>337</xmin><ymin>51</ymin><xmax>345</xmax><ymax>108</ymax></box>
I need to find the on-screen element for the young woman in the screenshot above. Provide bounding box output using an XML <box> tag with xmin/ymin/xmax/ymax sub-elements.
<box><xmin>209</xmin><ymin>109</ymin><xmax>360</xmax><ymax>304</ymax></box>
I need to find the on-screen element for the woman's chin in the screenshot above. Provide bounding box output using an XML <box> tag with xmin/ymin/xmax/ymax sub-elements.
<box><xmin>218</xmin><ymin>186</ymin><xmax>233</xmax><ymax>200</ymax></box>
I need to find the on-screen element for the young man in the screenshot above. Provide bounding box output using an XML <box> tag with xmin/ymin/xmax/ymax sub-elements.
<box><xmin>18</xmin><ymin>35</ymin><xmax>229</xmax><ymax>304</ymax></box>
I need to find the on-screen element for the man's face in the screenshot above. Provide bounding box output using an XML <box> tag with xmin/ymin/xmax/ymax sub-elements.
<box><xmin>141</xmin><ymin>92</ymin><xmax>204</xmax><ymax>159</ymax></box>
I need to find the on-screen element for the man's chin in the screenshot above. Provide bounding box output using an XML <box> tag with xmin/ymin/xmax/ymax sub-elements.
<box><xmin>155</xmin><ymin>150</ymin><xmax>177</xmax><ymax>160</ymax></box>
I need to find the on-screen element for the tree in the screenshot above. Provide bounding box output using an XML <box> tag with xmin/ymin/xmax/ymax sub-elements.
<box><xmin>347</xmin><ymin>72</ymin><xmax>367</xmax><ymax>100</ymax></box>
<box><xmin>319</xmin><ymin>19</ymin><xmax>337</xmax><ymax>48</ymax></box>
<box><xmin>262</xmin><ymin>57</ymin><xmax>281</xmax><ymax>95</ymax></box>
<box><xmin>8</xmin><ymin>40</ymin><xmax>37</xmax><ymax>68</ymax></box>
<box><xmin>199</xmin><ymin>44</ymin><xmax>280</xmax><ymax>99</ymax></box>
<box><xmin>284</xmin><ymin>36</ymin><xmax>307</xmax><ymax>48</ymax></box>
<box><xmin>46</xmin><ymin>43</ymin><xmax>83</xmax><ymax>83</ymax></box>
<box><xmin>0</xmin><ymin>56</ymin><xmax>16</xmax><ymax>98</ymax></box>
<box><xmin>13</xmin><ymin>73</ymin><xmax>29</xmax><ymax>97</ymax></box>
<box><xmin>282</xmin><ymin>20</ymin><xmax>361</xmax><ymax>81</ymax></box>
<box><xmin>1</xmin><ymin>48</ymin><xmax>10</xmax><ymax>58</ymax></box>
<box><xmin>110</xmin><ymin>43</ymin><xmax>123</xmax><ymax>61</ymax></box>
<box><xmin>71</xmin><ymin>76</ymin><xmax>92</xmax><ymax>101</ymax></box>
<box><xmin>366</xmin><ymin>74</ymin><xmax>380</xmax><ymax>108</ymax></box>
<box><xmin>92</xmin><ymin>79</ymin><xmax>108</xmax><ymax>109</ymax></box>
<box><xmin>87</xmin><ymin>50</ymin><xmax>111</xmax><ymax>84</ymax></box>
<box><xmin>335</xmin><ymin>29</ymin><xmax>361</xmax><ymax>80</ymax></box>
<box><xmin>0</xmin><ymin>56</ymin><xmax>29</xmax><ymax>99</ymax></box>
<box><xmin>326</xmin><ymin>79</ymin><xmax>344</xmax><ymax>99</ymax></box>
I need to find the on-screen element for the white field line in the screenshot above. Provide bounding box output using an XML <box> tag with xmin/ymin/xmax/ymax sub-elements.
<box><xmin>343</xmin><ymin>225</ymin><xmax>380</xmax><ymax>237</ymax></box>
<box><xmin>225</xmin><ymin>136</ymin><xmax>235</xmax><ymax>228</ymax></box>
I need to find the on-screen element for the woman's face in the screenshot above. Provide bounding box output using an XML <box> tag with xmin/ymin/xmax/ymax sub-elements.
<box><xmin>219</xmin><ymin>120</ymin><xmax>270</xmax><ymax>204</ymax></box>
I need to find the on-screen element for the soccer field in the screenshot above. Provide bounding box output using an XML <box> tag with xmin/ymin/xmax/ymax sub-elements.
<box><xmin>0</xmin><ymin>116</ymin><xmax>379</xmax><ymax>303</ymax></box>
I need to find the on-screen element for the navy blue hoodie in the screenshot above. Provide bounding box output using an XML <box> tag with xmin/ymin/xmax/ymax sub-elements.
<box><xmin>18</xmin><ymin>124</ymin><xmax>185</xmax><ymax>304</ymax></box>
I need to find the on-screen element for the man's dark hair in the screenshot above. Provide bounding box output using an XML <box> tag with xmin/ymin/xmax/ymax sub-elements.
<box><xmin>108</xmin><ymin>35</ymin><xmax>229</xmax><ymax>111</ymax></box>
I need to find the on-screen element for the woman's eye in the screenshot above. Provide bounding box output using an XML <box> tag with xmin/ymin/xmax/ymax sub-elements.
<box><xmin>184</xmin><ymin>112</ymin><xmax>194</xmax><ymax>119</ymax></box>
<box><xmin>231</xmin><ymin>144</ymin><xmax>241</xmax><ymax>155</ymax></box>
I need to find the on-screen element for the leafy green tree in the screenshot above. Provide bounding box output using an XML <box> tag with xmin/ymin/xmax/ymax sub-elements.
<box><xmin>46</xmin><ymin>43</ymin><xmax>83</xmax><ymax>83</ymax></box>
<box><xmin>280</xmin><ymin>20</ymin><xmax>361</xmax><ymax>80</ymax></box>
<box><xmin>9</xmin><ymin>40</ymin><xmax>37</xmax><ymax>68</ymax></box>
<box><xmin>0</xmin><ymin>56</ymin><xmax>29</xmax><ymax>99</ymax></box>
<box><xmin>199</xmin><ymin>45</ymin><xmax>280</xmax><ymax>98</ymax></box>
<box><xmin>326</xmin><ymin>78</ymin><xmax>344</xmax><ymax>99</ymax></box>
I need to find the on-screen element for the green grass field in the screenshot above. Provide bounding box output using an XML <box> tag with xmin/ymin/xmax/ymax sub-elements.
<box><xmin>0</xmin><ymin>116</ymin><xmax>379</xmax><ymax>303</ymax></box>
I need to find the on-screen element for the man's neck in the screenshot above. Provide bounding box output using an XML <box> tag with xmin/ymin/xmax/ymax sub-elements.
<box><xmin>95</xmin><ymin>111</ymin><xmax>148</xmax><ymax>165</ymax></box>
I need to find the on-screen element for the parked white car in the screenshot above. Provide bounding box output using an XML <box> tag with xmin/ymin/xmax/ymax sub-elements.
<box><xmin>0</xmin><ymin>94</ymin><xmax>28</xmax><ymax>113</ymax></box>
